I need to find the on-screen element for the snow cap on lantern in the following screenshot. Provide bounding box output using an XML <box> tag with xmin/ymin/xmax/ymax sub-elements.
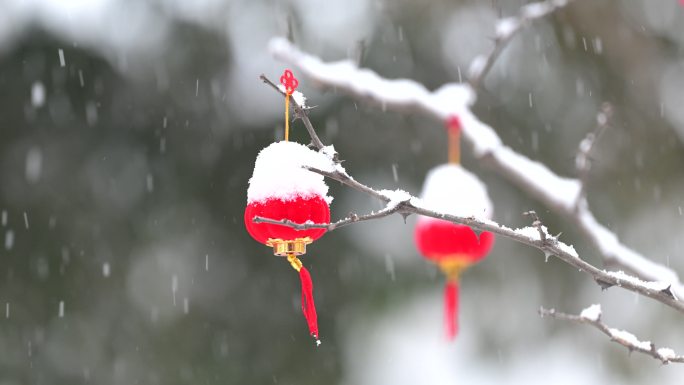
<box><xmin>419</xmin><ymin>163</ymin><xmax>492</xmax><ymax>218</ymax></box>
<box><xmin>415</xmin><ymin>163</ymin><xmax>494</xmax><ymax>264</ymax></box>
<box><xmin>245</xmin><ymin>141</ymin><xmax>332</xmax><ymax>255</ymax></box>
<box><xmin>247</xmin><ymin>140</ymin><xmax>332</xmax><ymax>205</ymax></box>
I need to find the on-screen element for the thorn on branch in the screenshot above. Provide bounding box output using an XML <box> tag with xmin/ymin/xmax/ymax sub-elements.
<box><xmin>660</xmin><ymin>285</ymin><xmax>677</xmax><ymax>300</ymax></box>
<box><xmin>595</xmin><ymin>278</ymin><xmax>615</xmax><ymax>291</ymax></box>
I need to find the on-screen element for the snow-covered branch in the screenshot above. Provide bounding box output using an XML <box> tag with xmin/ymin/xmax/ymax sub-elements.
<box><xmin>258</xmin><ymin>160</ymin><xmax>684</xmax><ymax>313</ymax></box>
<box><xmin>540</xmin><ymin>305</ymin><xmax>684</xmax><ymax>364</ymax></box>
<box><xmin>267</xmin><ymin>33</ymin><xmax>684</xmax><ymax>301</ymax></box>
<box><xmin>251</xmin><ymin>78</ymin><xmax>684</xmax><ymax>313</ymax></box>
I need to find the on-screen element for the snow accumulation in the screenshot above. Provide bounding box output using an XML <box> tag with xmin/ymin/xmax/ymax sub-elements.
<box><xmin>579</xmin><ymin>304</ymin><xmax>601</xmax><ymax>322</ymax></box>
<box><xmin>276</xmin><ymin>84</ymin><xmax>307</xmax><ymax>107</ymax></box>
<box><xmin>467</xmin><ymin>55</ymin><xmax>487</xmax><ymax>79</ymax></box>
<box><xmin>605</xmin><ymin>270</ymin><xmax>672</xmax><ymax>293</ymax></box>
<box><xmin>513</xmin><ymin>225</ymin><xmax>550</xmax><ymax>240</ymax></box>
<box><xmin>609</xmin><ymin>328</ymin><xmax>651</xmax><ymax>351</ymax></box>
<box><xmin>270</xmin><ymin>37</ymin><xmax>475</xmax><ymax>114</ymax></box>
<box><xmin>493</xmin><ymin>147</ymin><xmax>581</xmax><ymax>212</ymax></box>
<box><xmin>247</xmin><ymin>141</ymin><xmax>334</xmax><ymax>204</ymax></box>
<box><xmin>417</xmin><ymin>164</ymin><xmax>493</xmax><ymax>220</ymax></box>
<box><xmin>521</xmin><ymin>1</ymin><xmax>553</xmax><ymax>19</ymax></box>
<box><xmin>378</xmin><ymin>189</ymin><xmax>412</xmax><ymax>210</ymax></box>
<box><xmin>657</xmin><ymin>348</ymin><xmax>676</xmax><ymax>361</ymax></box>
<box><xmin>495</xmin><ymin>17</ymin><xmax>519</xmax><ymax>39</ymax></box>
<box><xmin>512</xmin><ymin>225</ymin><xmax>578</xmax><ymax>257</ymax></box>
<box><xmin>578</xmin><ymin>208</ymin><xmax>682</xmax><ymax>289</ymax></box>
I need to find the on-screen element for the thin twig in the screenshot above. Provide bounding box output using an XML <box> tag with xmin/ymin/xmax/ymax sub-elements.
<box><xmin>304</xmin><ymin>166</ymin><xmax>391</xmax><ymax>203</ymax></box>
<box><xmin>468</xmin><ymin>0</ymin><xmax>573</xmax><ymax>90</ymax></box>
<box><xmin>576</xmin><ymin>102</ymin><xmax>613</xmax><ymax>201</ymax></box>
<box><xmin>540</xmin><ymin>306</ymin><xmax>684</xmax><ymax>364</ymax></box>
<box><xmin>259</xmin><ymin>74</ymin><xmax>326</xmax><ymax>150</ymax></box>
<box><xmin>253</xmin><ymin>203</ymin><xmax>405</xmax><ymax>232</ymax></box>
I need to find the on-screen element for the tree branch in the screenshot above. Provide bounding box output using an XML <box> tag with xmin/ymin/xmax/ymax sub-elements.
<box><xmin>267</xmin><ymin>33</ymin><xmax>684</xmax><ymax>300</ymax></box>
<box><xmin>540</xmin><ymin>305</ymin><xmax>684</xmax><ymax>364</ymax></box>
<box><xmin>252</xmin><ymin>201</ymin><xmax>406</xmax><ymax>232</ymax></box>
<box><xmin>468</xmin><ymin>0</ymin><xmax>573</xmax><ymax>90</ymax></box>
<box><xmin>253</xmin><ymin>159</ymin><xmax>684</xmax><ymax>313</ymax></box>
<box><xmin>249</xmin><ymin>84</ymin><xmax>684</xmax><ymax>312</ymax></box>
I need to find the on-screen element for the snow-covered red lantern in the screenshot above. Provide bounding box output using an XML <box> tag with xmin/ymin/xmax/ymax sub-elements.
<box><xmin>244</xmin><ymin>139</ymin><xmax>332</xmax><ymax>345</ymax></box>
<box><xmin>415</xmin><ymin>116</ymin><xmax>494</xmax><ymax>340</ymax></box>
<box><xmin>244</xmin><ymin>70</ymin><xmax>332</xmax><ymax>344</ymax></box>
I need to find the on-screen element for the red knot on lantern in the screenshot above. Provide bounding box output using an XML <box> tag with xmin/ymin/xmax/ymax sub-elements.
<box><xmin>414</xmin><ymin>164</ymin><xmax>494</xmax><ymax>340</ymax></box>
<box><xmin>279</xmin><ymin>69</ymin><xmax>299</xmax><ymax>142</ymax></box>
<box><xmin>244</xmin><ymin>140</ymin><xmax>332</xmax><ymax>345</ymax></box>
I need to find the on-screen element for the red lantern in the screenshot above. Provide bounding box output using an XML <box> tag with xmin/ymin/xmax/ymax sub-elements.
<box><xmin>244</xmin><ymin>138</ymin><xmax>332</xmax><ymax>345</ymax></box>
<box><xmin>245</xmin><ymin>195</ymin><xmax>329</xmax><ymax>247</ymax></box>
<box><xmin>414</xmin><ymin>163</ymin><xmax>494</xmax><ymax>340</ymax></box>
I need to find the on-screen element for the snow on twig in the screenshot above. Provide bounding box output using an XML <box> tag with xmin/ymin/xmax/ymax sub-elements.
<box><xmin>540</xmin><ymin>306</ymin><xmax>684</xmax><ymax>364</ymax></box>
<box><xmin>267</xmin><ymin>31</ymin><xmax>684</xmax><ymax>303</ymax></box>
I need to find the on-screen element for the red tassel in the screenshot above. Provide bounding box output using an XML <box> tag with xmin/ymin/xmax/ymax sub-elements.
<box><xmin>444</xmin><ymin>280</ymin><xmax>459</xmax><ymax>340</ymax></box>
<box><xmin>298</xmin><ymin>266</ymin><xmax>320</xmax><ymax>344</ymax></box>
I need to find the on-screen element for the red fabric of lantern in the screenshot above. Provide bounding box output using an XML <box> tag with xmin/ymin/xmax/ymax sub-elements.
<box><xmin>414</xmin><ymin>218</ymin><xmax>493</xmax><ymax>263</ymax></box>
<box><xmin>244</xmin><ymin>195</ymin><xmax>330</xmax><ymax>245</ymax></box>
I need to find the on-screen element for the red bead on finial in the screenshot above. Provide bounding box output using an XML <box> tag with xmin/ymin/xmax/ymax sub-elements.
<box><xmin>280</xmin><ymin>69</ymin><xmax>299</xmax><ymax>95</ymax></box>
<box><xmin>446</xmin><ymin>115</ymin><xmax>461</xmax><ymax>134</ymax></box>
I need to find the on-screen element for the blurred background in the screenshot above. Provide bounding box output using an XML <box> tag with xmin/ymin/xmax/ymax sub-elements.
<box><xmin>0</xmin><ymin>0</ymin><xmax>683</xmax><ymax>384</ymax></box>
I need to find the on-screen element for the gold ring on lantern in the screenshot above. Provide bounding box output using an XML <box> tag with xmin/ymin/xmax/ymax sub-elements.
<box><xmin>266</xmin><ymin>237</ymin><xmax>313</xmax><ymax>257</ymax></box>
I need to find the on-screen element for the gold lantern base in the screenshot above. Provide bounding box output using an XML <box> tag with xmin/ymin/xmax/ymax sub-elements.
<box><xmin>267</xmin><ymin>237</ymin><xmax>313</xmax><ymax>257</ymax></box>
<box><xmin>438</xmin><ymin>257</ymin><xmax>471</xmax><ymax>281</ymax></box>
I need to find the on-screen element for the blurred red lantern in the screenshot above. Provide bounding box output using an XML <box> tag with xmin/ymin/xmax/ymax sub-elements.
<box><xmin>415</xmin><ymin>217</ymin><xmax>493</xmax><ymax>339</ymax></box>
<box><xmin>415</xmin><ymin>116</ymin><xmax>495</xmax><ymax>340</ymax></box>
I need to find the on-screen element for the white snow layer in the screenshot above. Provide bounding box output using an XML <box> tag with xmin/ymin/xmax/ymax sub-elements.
<box><xmin>579</xmin><ymin>304</ymin><xmax>601</xmax><ymax>322</ymax></box>
<box><xmin>247</xmin><ymin>141</ymin><xmax>334</xmax><ymax>204</ymax></box>
<box><xmin>657</xmin><ymin>348</ymin><xmax>676</xmax><ymax>361</ymax></box>
<box><xmin>418</xmin><ymin>164</ymin><xmax>493</xmax><ymax>219</ymax></box>
<box><xmin>605</xmin><ymin>270</ymin><xmax>672</xmax><ymax>293</ymax></box>
<box><xmin>379</xmin><ymin>189</ymin><xmax>412</xmax><ymax>209</ymax></box>
<box><xmin>276</xmin><ymin>84</ymin><xmax>307</xmax><ymax>107</ymax></box>
<box><xmin>608</xmin><ymin>328</ymin><xmax>651</xmax><ymax>351</ymax></box>
<box><xmin>495</xmin><ymin>17</ymin><xmax>519</xmax><ymax>39</ymax></box>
